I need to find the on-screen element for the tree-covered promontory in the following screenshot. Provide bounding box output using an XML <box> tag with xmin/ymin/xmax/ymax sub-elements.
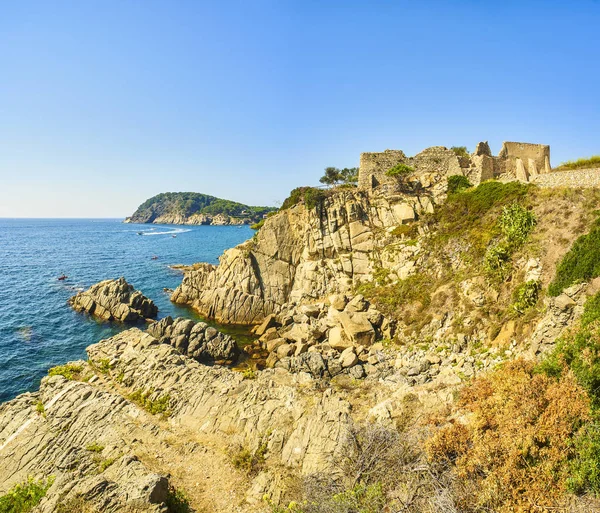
<box><xmin>125</xmin><ymin>192</ymin><xmax>276</xmax><ymax>225</ymax></box>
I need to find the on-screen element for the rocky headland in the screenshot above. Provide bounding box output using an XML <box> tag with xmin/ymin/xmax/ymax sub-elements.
<box><xmin>124</xmin><ymin>192</ymin><xmax>276</xmax><ymax>226</ymax></box>
<box><xmin>69</xmin><ymin>277</ymin><xmax>158</xmax><ymax>323</ymax></box>
<box><xmin>5</xmin><ymin>141</ymin><xmax>600</xmax><ymax>512</ymax></box>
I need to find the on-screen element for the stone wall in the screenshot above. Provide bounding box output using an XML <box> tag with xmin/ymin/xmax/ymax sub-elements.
<box><xmin>358</xmin><ymin>146</ymin><xmax>465</xmax><ymax>191</ymax></box>
<box><xmin>358</xmin><ymin>150</ymin><xmax>407</xmax><ymax>189</ymax></box>
<box><xmin>498</xmin><ymin>141</ymin><xmax>551</xmax><ymax>181</ymax></box>
<box><xmin>533</xmin><ymin>168</ymin><xmax>600</xmax><ymax>188</ymax></box>
<box><xmin>358</xmin><ymin>141</ymin><xmax>552</xmax><ymax>190</ymax></box>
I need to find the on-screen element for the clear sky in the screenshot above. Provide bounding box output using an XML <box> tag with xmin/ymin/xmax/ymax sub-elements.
<box><xmin>1</xmin><ymin>1</ymin><xmax>599</xmax><ymax>218</ymax></box>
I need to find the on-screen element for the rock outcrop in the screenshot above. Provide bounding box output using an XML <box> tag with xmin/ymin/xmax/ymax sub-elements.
<box><xmin>0</xmin><ymin>368</ymin><xmax>170</xmax><ymax>512</ymax></box>
<box><xmin>69</xmin><ymin>277</ymin><xmax>158</xmax><ymax>322</ymax></box>
<box><xmin>146</xmin><ymin>316</ymin><xmax>240</xmax><ymax>363</ymax></box>
<box><xmin>171</xmin><ymin>187</ymin><xmax>433</xmax><ymax>325</ymax></box>
<box><xmin>0</xmin><ymin>328</ymin><xmax>356</xmax><ymax>510</ymax></box>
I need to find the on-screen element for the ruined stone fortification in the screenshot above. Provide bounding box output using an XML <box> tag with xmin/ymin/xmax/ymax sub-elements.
<box><xmin>172</xmin><ymin>140</ymin><xmax>557</xmax><ymax>326</ymax></box>
<box><xmin>358</xmin><ymin>140</ymin><xmax>552</xmax><ymax>191</ymax></box>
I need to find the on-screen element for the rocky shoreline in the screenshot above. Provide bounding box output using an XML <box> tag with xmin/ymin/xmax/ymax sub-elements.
<box><xmin>4</xmin><ymin>141</ymin><xmax>600</xmax><ymax>511</ymax></box>
<box><xmin>124</xmin><ymin>212</ymin><xmax>252</xmax><ymax>226</ymax></box>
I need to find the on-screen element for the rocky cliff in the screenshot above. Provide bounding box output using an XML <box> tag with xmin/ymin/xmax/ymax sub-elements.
<box><xmin>171</xmin><ymin>182</ymin><xmax>440</xmax><ymax>325</ymax></box>
<box><xmin>6</xmin><ymin>142</ymin><xmax>600</xmax><ymax>512</ymax></box>
<box><xmin>125</xmin><ymin>191</ymin><xmax>276</xmax><ymax>226</ymax></box>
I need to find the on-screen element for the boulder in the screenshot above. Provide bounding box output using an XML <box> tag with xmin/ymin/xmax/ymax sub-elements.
<box><xmin>329</xmin><ymin>294</ymin><xmax>348</xmax><ymax>311</ymax></box>
<box><xmin>283</xmin><ymin>323</ymin><xmax>312</xmax><ymax>344</ymax></box>
<box><xmin>339</xmin><ymin>348</ymin><xmax>358</xmax><ymax>368</ymax></box>
<box><xmin>337</xmin><ymin>312</ymin><xmax>376</xmax><ymax>346</ymax></box>
<box><xmin>328</xmin><ymin>326</ymin><xmax>352</xmax><ymax>351</ymax></box>
<box><xmin>267</xmin><ymin>337</ymin><xmax>287</xmax><ymax>353</ymax></box>
<box><xmin>555</xmin><ymin>294</ymin><xmax>576</xmax><ymax>310</ymax></box>
<box><xmin>69</xmin><ymin>277</ymin><xmax>157</xmax><ymax>323</ymax></box>
<box><xmin>254</xmin><ymin>314</ymin><xmax>279</xmax><ymax>336</ymax></box>
<box><xmin>345</xmin><ymin>295</ymin><xmax>369</xmax><ymax>313</ymax></box>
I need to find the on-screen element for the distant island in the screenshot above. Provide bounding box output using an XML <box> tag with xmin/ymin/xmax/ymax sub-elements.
<box><xmin>124</xmin><ymin>192</ymin><xmax>277</xmax><ymax>225</ymax></box>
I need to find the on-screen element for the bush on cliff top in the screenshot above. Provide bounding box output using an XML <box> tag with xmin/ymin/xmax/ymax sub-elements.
<box><xmin>548</xmin><ymin>216</ymin><xmax>600</xmax><ymax>296</ymax></box>
<box><xmin>556</xmin><ymin>155</ymin><xmax>600</xmax><ymax>171</ymax></box>
<box><xmin>451</xmin><ymin>146</ymin><xmax>469</xmax><ymax>158</ymax></box>
<box><xmin>281</xmin><ymin>187</ymin><xmax>329</xmax><ymax>211</ymax></box>
<box><xmin>385</xmin><ymin>163</ymin><xmax>414</xmax><ymax>177</ymax></box>
<box><xmin>319</xmin><ymin>166</ymin><xmax>359</xmax><ymax>186</ymax></box>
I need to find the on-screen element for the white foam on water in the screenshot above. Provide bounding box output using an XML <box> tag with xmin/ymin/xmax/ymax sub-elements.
<box><xmin>142</xmin><ymin>228</ymin><xmax>191</xmax><ymax>236</ymax></box>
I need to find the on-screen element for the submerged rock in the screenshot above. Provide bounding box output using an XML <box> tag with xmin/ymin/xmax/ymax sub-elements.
<box><xmin>69</xmin><ymin>277</ymin><xmax>158</xmax><ymax>323</ymax></box>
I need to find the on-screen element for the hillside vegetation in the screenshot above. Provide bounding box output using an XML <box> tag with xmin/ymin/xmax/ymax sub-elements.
<box><xmin>555</xmin><ymin>155</ymin><xmax>600</xmax><ymax>171</ymax></box>
<box><xmin>126</xmin><ymin>192</ymin><xmax>276</xmax><ymax>224</ymax></box>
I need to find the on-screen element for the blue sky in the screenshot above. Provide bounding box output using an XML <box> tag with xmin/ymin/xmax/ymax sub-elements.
<box><xmin>1</xmin><ymin>1</ymin><xmax>599</xmax><ymax>217</ymax></box>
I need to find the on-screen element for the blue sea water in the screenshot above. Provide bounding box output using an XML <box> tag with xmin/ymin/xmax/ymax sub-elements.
<box><xmin>0</xmin><ymin>219</ymin><xmax>254</xmax><ymax>403</ymax></box>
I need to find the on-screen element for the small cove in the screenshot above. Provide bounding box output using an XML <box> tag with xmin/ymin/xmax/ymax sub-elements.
<box><xmin>0</xmin><ymin>219</ymin><xmax>255</xmax><ymax>402</ymax></box>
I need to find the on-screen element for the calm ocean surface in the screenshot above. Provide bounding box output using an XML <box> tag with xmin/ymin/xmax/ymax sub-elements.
<box><xmin>0</xmin><ymin>219</ymin><xmax>254</xmax><ymax>403</ymax></box>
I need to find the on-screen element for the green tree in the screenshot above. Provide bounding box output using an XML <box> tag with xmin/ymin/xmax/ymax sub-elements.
<box><xmin>319</xmin><ymin>167</ymin><xmax>359</xmax><ymax>186</ymax></box>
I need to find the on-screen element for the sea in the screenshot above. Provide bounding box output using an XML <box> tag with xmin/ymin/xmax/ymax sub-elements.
<box><xmin>0</xmin><ymin>219</ymin><xmax>254</xmax><ymax>403</ymax></box>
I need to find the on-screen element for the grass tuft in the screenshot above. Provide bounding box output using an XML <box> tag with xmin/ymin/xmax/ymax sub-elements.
<box><xmin>0</xmin><ymin>476</ymin><xmax>54</xmax><ymax>513</ymax></box>
<box><xmin>555</xmin><ymin>155</ymin><xmax>600</xmax><ymax>171</ymax></box>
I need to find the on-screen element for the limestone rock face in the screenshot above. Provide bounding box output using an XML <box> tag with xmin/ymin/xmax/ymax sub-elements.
<box><xmin>146</xmin><ymin>316</ymin><xmax>239</xmax><ymax>363</ymax></box>
<box><xmin>0</xmin><ymin>328</ymin><xmax>355</xmax><ymax>510</ymax></box>
<box><xmin>0</xmin><ymin>371</ymin><xmax>169</xmax><ymax>512</ymax></box>
<box><xmin>171</xmin><ymin>189</ymin><xmax>434</xmax><ymax>325</ymax></box>
<box><xmin>69</xmin><ymin>277</ymin><xmax>158</xmax><ymax>322</ymax></box>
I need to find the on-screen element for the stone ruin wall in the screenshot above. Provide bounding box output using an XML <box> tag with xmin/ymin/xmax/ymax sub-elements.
<box><xmin>498</xmin><ymin>141</ymin><xmax>551</xmax><ymax>182</ymax></box>
<box><xmin>533</xmin><ymin>167</ymin><xmax>600</xmax><ymax>188</ymax></box>
<box><xmin>358</xmin><ymin>140</ymin><xmax>553</xmax><ymax>192</ymax></box>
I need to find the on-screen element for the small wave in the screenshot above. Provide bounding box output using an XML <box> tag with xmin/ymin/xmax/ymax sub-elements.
<box><xmin>142</xmin><ymin>228</ymin><xmax>191</xmax><ymax>236</ymax></box>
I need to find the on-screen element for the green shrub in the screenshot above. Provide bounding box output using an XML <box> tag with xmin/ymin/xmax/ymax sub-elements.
<box><xmin>280</xmin><ymin>187</ymin><xmax>328</xmax><ymax>211</ymax></box>
<box><xmin>483</xmin><ymin>241</ymin><xmax>512</xmax><ymax>280</ymax></box>
<box><xmin>357</xmin><ymin>273</ymin><xmax>432</xmax><ymax>316</ymax></box>
<box><xmin>86</xmin><ymin>443</ymin><xmax>104</xmax><ymax>453</ymax></box>
<box><xmin>447</xmin><ymin>175</ymin><xmax>472</xmax><ymax>194</ymax></box>
<box><xmin>451</xmin><ymin>146</ymin><xmax>469</xmax><ymax>158</ymax></box>
<box><xmin>0</xmin><ymin>476</ymin><xmax>54</xmax><ymax>513</ymax></box>
<box><xmin>582</xmin><ymin>292</ymin><xmax>600</xmax><ymax>328</ymax></box>
<box><xmin>429</xmin><ymin>181</ymin><xmax>531</xmax><ymax>258</ymax></box>
<box><xmin>568</xmin><ymin>421</ymin><xmax>600</xmax><ymax>494</ymax></box>
<box><xmin>48</xmin><ymin>363</ymin><xmax>83</xmax><ymax>381</ymax></box>
<box><xmin>390</xmin><ymin>224</ymin><xmax>418</xmax><ymax>239</ymax></box>
<box><xmin>556</xmin><ymin>155</ymin><xmax>600</xmax><ymax>171</ymax></box>
<box><xmin>165</xmin><ymin>486</ymin><xmax>192</xmax><ymax>513</ymax></box>
<box><xmin>499</xmin><ymin>202</ymin><xmax>536</xmax><ymax>246</ymax></box>
<box><xmin>537</xmin><ymin>324</ymin><xmax>600</xmax><ymax>409</ymax></box>
<box><xmin>549</xmin><ymin>217</ymin><xmax>600</xmax><ymax>296</ymax></box>
<box><xmin>303</xmin><ymin>188</ymin><xmax>326</xmax><ymax>210</ymax></box>
<box><xmin>250</xmin><ymin>219</ymin><xmax>265</xmax><ymax>230</ymax></box>
<box><xmin>128</xmin><ymin>389</ymin><xmax>171</xmax><ymax>417</ymax></box>
<box><xmin>35</xmin><ymin>402</ymin><xmax>45</xmax><ymax>417</ymax></box>
<box><xmin>329</xmin><ymin>483</ymin><xmax>386</xmax><ymax>513</ymax></box>
<box><xmin>445</xmin><ymin>181</ymin><xmax>530</xmax><ymax>220</ymax></box>
<box><xmin>99</xmin><ymin>457</ymin><xmax>117</xmax><ymax>472</ymax></box>
<box><xmin>231</xmin><ymin>440</ymin><xmax>268</xmax><ymax>476</ymax></box>
<box><xmin>385</xmin><ymin>163</ymin><xmax>414</xmax><ymax>177</ymax></box>
<box><xmin>512</xmin><ymin>280</ymin><xmax>540</xmax><ymax>314</ymax></box>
